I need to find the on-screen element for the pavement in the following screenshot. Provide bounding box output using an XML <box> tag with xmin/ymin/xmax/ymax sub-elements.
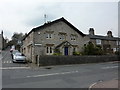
<box><xmin>90</xmin><ymin>79</ymin><xmax>119</xmax><ymax>88</ymax></box>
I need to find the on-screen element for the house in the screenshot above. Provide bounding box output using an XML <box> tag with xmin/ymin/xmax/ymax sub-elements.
<box><xmin>87</xmin><ymin>28</ymin><xmax>120</xmax><ymax>54</ymax></box>
<box><xmin>21</xmin><ymin>17</ymin><xmax>89</xmax><ymax>63</ymax></box>
<box><xmin>0</xmin><ymin>31</ymin><xmax>5</xmax><ymax>50</ymax></box>
<box><xmin>22</xmin><ymin>17</ymin><xmax>120</xmax><ymax>64</ymax></box>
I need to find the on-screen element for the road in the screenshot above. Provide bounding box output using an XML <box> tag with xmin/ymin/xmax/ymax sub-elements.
<box><xmin>1</xmin><ymin>49</ymin><xmax>118</xmax><ymax>88</ymax></box>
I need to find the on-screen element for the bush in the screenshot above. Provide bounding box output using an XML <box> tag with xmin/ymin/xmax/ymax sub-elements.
<box><xmin>53</xmin><ymin>53</ymin><xmax>62</xmax><ymax>55</ymax></box>
<box><xmin>115</xmin><ymin>51</ymin><xmax>120</xmax><ymax>55</ymax></box>
<box><xmin>73</xmin><ymin>52</ymin><xmax>82</xmax><ymax>56</ymax></box>
<box><xmin>82</xmin><ymin>42</ymin><xmax>104</xmax><ymax>55</ymax></box>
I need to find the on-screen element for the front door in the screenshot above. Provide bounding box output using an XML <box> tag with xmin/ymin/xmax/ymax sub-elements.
<box><xmin>64</xmin><ymin>47</ymin><xmax>68</xmax><ymax>55</ymax></box>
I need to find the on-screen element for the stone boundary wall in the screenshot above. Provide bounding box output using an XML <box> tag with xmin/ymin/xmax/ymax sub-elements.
<box><xmin>39</xmin><ymin>55</ymin><xmax>119</xmax><ymax>66</ymax></box>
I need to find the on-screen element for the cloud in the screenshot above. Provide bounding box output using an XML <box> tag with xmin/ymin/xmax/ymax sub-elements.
<box><xmin>0</xmin><ymin>1</ymin><xmax>118</xmax><ymax>40</ymax></box>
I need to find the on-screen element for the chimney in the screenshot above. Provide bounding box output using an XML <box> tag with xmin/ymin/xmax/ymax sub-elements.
<box><xmin>1</xmin><ymin>30</ymin><xmax>3</xmax><ymax>35</ymax></box>
<box><xmin>107</xmin><ymin>31</ymin><xmax>113</xmax><ymax>37</ymax></box>
<box><xmin>89</xmin><ymin>28</ymin><xmax>94</xmax><ymax>35</ymax></box>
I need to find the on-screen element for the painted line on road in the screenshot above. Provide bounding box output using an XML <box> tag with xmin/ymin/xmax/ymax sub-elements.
<box><xmin>26</xmin><ymin>70</ymin><xmax>78</xmax><ymax>78</ymax></box>
<box><xmin>0</xmin><ymin>67</ymin><xmax>30</xmax><ymax>70</ymax></box>
<box><xmin>89</xmin><ymin>82</ymin><xmax>97</xmax><ymax>90</ymax></box>
<box><xmin>6</xmin><ymin>61</ymin><xmax>9</xmax><ymax>63</ymax></box>
<box><xmin>101</xmin><ymin>66</ymin><xmax>118</xmax><ymax>69</ymax></box>
<box><xmin>89</xmin><ymin>80</ymin><xmax>103</xmax><ymax>89</ymax></box>
<box><xmin>2</xmin><ymin>61</ymin><xmax>12</xmax><ymax>64</ymax></box>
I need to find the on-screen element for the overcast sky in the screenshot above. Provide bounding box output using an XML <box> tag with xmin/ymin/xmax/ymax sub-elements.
<box><xmin>0</xmin><ymin>0</ymin><xmax>119</xmax><ymax>40</ymax></box>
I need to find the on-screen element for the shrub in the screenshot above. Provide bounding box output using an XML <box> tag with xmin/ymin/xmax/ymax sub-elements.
<box><xmin>115</xmin><ymin>51</ymin><xmax>120</xmax><ymax>55</ymax></box>
<box><xmin>73</xmin><ymin>52</ymin><xmax>82</xmax><ymax>56</ymax></box>
<box><xmin>82</xmin><ymin>41</ymin><xmax>104</xmax><ymax>55</ymax></box>
<box><xmin>53</xmin><ymin>53</ymin><xmax>62</xmax><ymax>55</ymax></box>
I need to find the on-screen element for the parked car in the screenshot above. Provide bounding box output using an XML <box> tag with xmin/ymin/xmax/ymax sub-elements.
<box><xmin>13</xmin><ymin>52</ymin><xmax>22</xmax><ymax>60</ymax></box>
<box><xmin>11</xmin><ymin>50</ymin><xmax>19</xmax><ymax>59</ymax></box>
<box><xmin>12</xmin><ymin>53</ymin><xmax>26</xmax><ymax>63</ymax></box>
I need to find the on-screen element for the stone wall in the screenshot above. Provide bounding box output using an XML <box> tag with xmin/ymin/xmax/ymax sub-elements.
<box><xmin>39</xmin><ymin>55</ymin><xmax>119</xmax><ymax>66</ymax></box>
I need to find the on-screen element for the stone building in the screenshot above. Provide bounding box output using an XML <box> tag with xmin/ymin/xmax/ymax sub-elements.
<box><xmin>21</xmin><ymin>17</ymin><xmax>89</xmax><ymax>63</ymax></box>
<box><xmin>0</xmin><ymin>31</ymin><xmax>4</xmax><ymax>50</ymax></box>
<box><xmin>22</xmin><ymin>17</ymin><xmax>120</xmax><ymax>64</ymax></box>
<box><xmin>88</xmin><ymin>28</ymin><xmax>120</xmax><ymax>54</ymax></box>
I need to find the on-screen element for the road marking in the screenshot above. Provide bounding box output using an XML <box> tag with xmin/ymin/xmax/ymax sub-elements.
<box><xmin>2</xmin><ymin>61</ymin><xmax>12</xmax><ymax>64</ymax></box>
<box><xmin>0</xmin><ymin>67</ymin><xmax>30</xmax><ymax>70</ymax></box>
<box><xmin>27</xmin><ymin>70</ymin><xmax>78</xmax><ymax>78</ymax></box>
<box><xmin>101</xmin><ymin>66</ymin><xmax>118</xmax><ymax>69</ymax></box>
<box><xmin>89</xmin><ymin>82</ymin><xmax>97</xmax><ymax>90</ymax></box>
<box><xmin>89</xmin><ymin>80</ymin><xmax>103</xmax><ymax>89</ymax></box>
<box><xmin>10</xmin><ymin>61</ymin><xmax>12</xmax><ymax>63</ymax></box>
<box><xmin>6</xmin><ymin>61</ymin><xmax>9</xmax><ymax>63</ymax></box>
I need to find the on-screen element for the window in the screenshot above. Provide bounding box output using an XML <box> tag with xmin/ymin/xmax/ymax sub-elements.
<box><xmin>46</xmin><ymin>33</ymin><xmax>52</xmax><ymax>39</ymax></box>
<box><xmin>71</xmin><ymin>36</ymin><xmax>76</xmax><ymax>41</ymax></box>
<box><xmin>59</xmin><ymin>32</ymin><xmax>66</xmax><ymax>40</ymax></box>
<box><xmin>116</xmin><ymin>41</ymin><xmax>120</xmax><ymax>45</ymax></box>
<box><xmin>59</xmin><ymin>34</ymin><xmax>65</xmax><ymax>40</ymax></box>
<box><xmin>46</xmin><ymin>46</ymin><xmax>53</xmax><ymax>55</ymax></box>
<box><xmin>50</xmin><ymin>47</ymin><xmax>52</xmax><ymax>53</ymax></box>
<box><xmin>47</xmin><ymin>47</ymin><xmax>49</xmax><ymax>53</ymax></box>
<box><xmin>96</xmin><ymin>39</ymin><xmax>101</xmax><ymax>45</ymax></box>
<box><xmin>70</xmin><ymin>34</ymin><xmax>77</xmax><ymax>41</ymax></box>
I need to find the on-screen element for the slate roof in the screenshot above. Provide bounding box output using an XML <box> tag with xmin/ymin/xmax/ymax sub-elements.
<box><xmin>23</xmin><ymin>17</ymin><xmax>85</xmax><ymax>40</ymax></box>
<box><xmin>87</xmin><ymin>34</ymin><xmax>120</xmax><ymax>41</ymax></box>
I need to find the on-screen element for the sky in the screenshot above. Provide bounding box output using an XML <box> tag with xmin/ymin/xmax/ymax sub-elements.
<box><xmin>0</xmin><ymin>0</ymin><xmax>119</xmax><ymax>40</ymax></box>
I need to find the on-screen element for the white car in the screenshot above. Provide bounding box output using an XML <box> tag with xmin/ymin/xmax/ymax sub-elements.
<box><xmin>11</xmin><ymin>50</ymin><xmax>19</xmax><ymax>59</ymax></box>
<box><xmin>12</xmin><ymin>53</ymin><xmax>26</xmax><ymax>63</ymax></box>
<box><xmin>13</xmin><ymin>52</ymin><xmax>22</xmax><ymax>59</ymax></box>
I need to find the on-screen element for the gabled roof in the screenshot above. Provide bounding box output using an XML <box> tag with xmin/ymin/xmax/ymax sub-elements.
<box><xmin>23</xmin><ymin>17</ymin><xmax>85</xmax><ymax>40</ymax></box>
<box><xmin>87</xmin><ymin>34</ymin><xmax>120</xmax><ymax>41</ymax></box>
<box><xmin>55</xmin><ymin>41</ymin><xmax>72</xmax><ymax>49</ymax></box>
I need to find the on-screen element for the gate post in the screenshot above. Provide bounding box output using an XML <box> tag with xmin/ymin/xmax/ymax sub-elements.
<box><xmin>37</xmin><ymin>55</ymin><xmax>40</xmax><ymax>67</ymax></box>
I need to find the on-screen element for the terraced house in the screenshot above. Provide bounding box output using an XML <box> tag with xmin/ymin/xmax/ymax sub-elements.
<box><xmin>88</xmin><ymin>28</ymin><xmax>120</xmax><ymax>54</ymax></box>
<box><xmin>22</xmin><ymin>17</ymin><xmax>120</xmax><ymax>64</ymax></box>
<box><xmin>21</xmin><ymin>17</ymin><xmax>89</xmax><ymax>63</ymax></box>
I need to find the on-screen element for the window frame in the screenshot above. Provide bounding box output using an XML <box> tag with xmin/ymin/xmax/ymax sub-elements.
<box><xmin>46</xmin><ymin>46</ymin><xmax>53</xmax><ymax>55</ymax></box>
<box><xmin>96</xmin><ymin>39</ymin><xmax>101</xmax><ymax>45</ymax></box>
<box><xmin>46</xmin><ymin>33</ymin><xmax>53</xmax><ymax>39</ymax></box>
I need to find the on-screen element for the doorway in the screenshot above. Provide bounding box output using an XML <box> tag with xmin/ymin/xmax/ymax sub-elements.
<box><xmin>64</xmin><ymin>47</ymin><xmax>68</xmax><ymax>55</ymax></box>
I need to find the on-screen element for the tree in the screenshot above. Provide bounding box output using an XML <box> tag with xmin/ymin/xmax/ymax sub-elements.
<box><xmin>8</xmin><ymin>32</ymin><xmax>26</xmax><ymax>50</ymax></box>
<box><xmin>83</xmin><ymin>41</ymin><xmax>103</xmax><ymax>55</ymax></box>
